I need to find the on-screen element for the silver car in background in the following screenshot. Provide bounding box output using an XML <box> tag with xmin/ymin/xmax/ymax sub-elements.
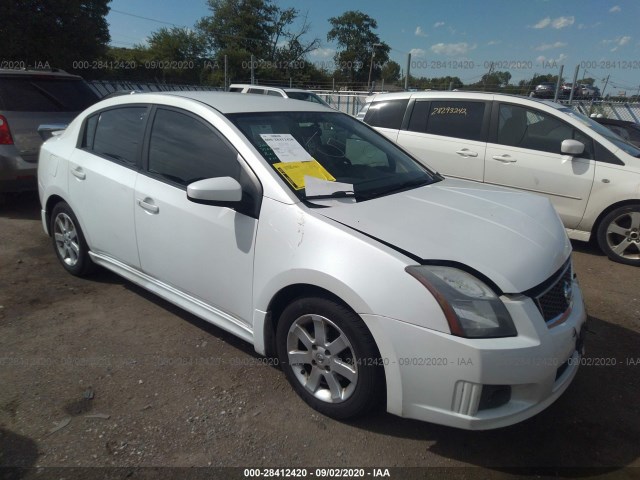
<box><xmin>0</xmin><ymin>69</ymin><xmax>99</xmax><ymax>193</ymax></box>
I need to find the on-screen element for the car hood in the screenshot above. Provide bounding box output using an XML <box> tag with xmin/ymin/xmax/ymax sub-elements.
<box><xmin>316</xmin><ymin>178</ymin><xmax>571</xmax><ymax>293</ymax></box>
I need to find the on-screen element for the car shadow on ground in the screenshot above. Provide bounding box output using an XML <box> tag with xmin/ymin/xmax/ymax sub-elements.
<box><xmin>0</xmin><ymin>192</ymin><xmax>41</xmax><ymax>221</ymax></box>
<box><xmin>0</xmin><ymin>428</ymin><xmax>39</xmax><ymax>474</ymax></box>
<box><xmin>570</xmin><ymin>239</ymin><xmax>607</xmax><ymax>259</ymax></box>
<box><xmin>346</xmin><ymin>315</ymin><xmax>640</xmax><ymax>474</ymax></box>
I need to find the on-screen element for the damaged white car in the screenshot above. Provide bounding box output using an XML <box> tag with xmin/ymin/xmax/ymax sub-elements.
<box><xmin>38</xmin><ymin>92</ymin><xmax>586</xmax><ymax>429</ymax></box>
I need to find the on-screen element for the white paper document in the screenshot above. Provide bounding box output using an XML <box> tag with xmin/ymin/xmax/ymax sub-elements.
<box><xmin>260</xmin><ymin>134</ymin><xmax>314</xmax><ymax>163</ymax></box>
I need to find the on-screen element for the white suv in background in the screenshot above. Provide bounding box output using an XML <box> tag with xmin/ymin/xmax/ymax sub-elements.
<box><xmin>228</xmin><ymin>84</ymin><xmax>330</xmax><ymax>107</ymax></box>
<box><xmin>360</xmin><ymin>91</ymin><xmax>640</xmax><ymax>266</ymax></box>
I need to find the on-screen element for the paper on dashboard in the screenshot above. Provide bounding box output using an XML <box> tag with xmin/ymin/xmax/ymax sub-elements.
<box><xmin>304</xmin><ymin>175</ymin><xmax>354</xmax><ymax>197</ymax></box>
<box><xmin>260</xmin><ymin>133</ymin><xmax>314</xmax><ymax>163</ymax></box>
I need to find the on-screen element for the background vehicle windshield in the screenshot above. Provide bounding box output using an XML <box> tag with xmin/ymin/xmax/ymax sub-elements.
<box><xmin>558</xmin><ymin>107</ymin><xmax>640</xmax><ymax>157</ymax></box>
<box><xmin>286</xmin><ymin>91</ymin><xmax>329</xmax><ymax>106</ymax></box>
<box><xmin>228</xmin><ymin>111</ymin><xmax>438</xmax><ymax>202</ymax></box>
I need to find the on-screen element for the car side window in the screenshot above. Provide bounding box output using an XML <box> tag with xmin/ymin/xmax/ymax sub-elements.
<box><xmin>248</xmin><ymin>88</ymin><xmax>265</xmax><ymax>94</ymax></box>
<box><xmin>89</xmin><ymin>107</ymin><xmax>147</xmax><ymax>165</ymax></box>
<box><xmin>148</xmin><ymin>108</ymin><xmax>240</xmax><ymax>186</ymax></box>
<box><xmin>423</xmin><ymin>101</ymin><xmax>485</xmax><ymax>141</ymax></box>
<box><xmin>363</xmin><ymin>99</ymin><xmax>408</xmax><ymax>129</ymax></box>
<box><xmin>497</xmin><ymin>104</ymin><xmax>592</xmax><ymax>158</ymax></box>
<box><xmin>266</xmin><ymin>90</ymin><xmax>282</xmax><ymax>97</ymax></box>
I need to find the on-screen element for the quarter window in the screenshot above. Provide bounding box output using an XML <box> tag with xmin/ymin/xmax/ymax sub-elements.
<box><xmin>148</xmin><ymin>108</ymin><xmax>240</xmax><ymax>186</ymax></box>
<box><xmin>363</xmin><ymin>99</ymin><xmax>408</xmax><ymax>129</ymax></box>
<box><xmin>90</xmin><ymin>107</ymin><xmax>147</xmax><ymax>165</ymax></box>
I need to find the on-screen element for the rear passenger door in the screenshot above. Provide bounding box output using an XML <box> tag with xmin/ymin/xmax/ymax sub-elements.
<box><xmin>395</xmin><ymin>99</ymin><xmax>489</xmax><ymax>182</ymax></box>
<box><xmin>69</xmin><ymin>105</ymin><xmax>148</xmax><ymax>268</ymax></box>
<box><xmin>484</xmin><ymin>102</ymin><xmax>595</xmax><ymax>229</ymax></box>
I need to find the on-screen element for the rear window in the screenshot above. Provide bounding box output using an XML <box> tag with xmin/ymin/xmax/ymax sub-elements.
<box><xmin>363</xmin><ymin>99</ymin><xmax>408</xmax><ymax>129</ymax></box>
<box><xmin>0</xmin><ymin>77</ymin><xmax>98</xmax><ymax>112</ymax></box>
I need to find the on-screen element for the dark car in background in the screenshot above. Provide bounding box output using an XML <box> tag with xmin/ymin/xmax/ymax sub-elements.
<box><xmin>0</xmin><ymin>69</ymin><xmax>99</xmax><ymax>193</ymax></box>
<box><xmin>593</xmin><ymin>117</ymin><xmax>640</xmax><ymax>148</ymax></box>
<box><xmin>532</xmin><ymin>82</ymin><xmax>556</xmax><ymax>98</ymax></box>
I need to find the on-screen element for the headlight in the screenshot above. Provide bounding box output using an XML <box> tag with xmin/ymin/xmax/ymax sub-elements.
<box><xmin>406</xmin><ymin>265</ymin><xmax>516</xmax><ymax>338</ymax></box>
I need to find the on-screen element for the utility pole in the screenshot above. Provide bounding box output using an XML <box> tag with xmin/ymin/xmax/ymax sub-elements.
<box><xmin>482</xmin><ymin>62</ymin><xmax>494</xmax><ymax>91</ymax></box>
<box><xmin>367</xmin><ymin>43</ymin><xmax>382</xmax><ymax>92</ymax></box>
<box><xmin>553</xmin><ymin>64</ymin><xmax>564</xmax><ymax>102</ymax></box>
<box><xmin>404</xmin><ymin>53</ymin><xmax>411</xmax><ymax>91</ymax></box>
<box><xmin>568</xmin><ymin>64</ymin><xmax>579</xmax><ymax>104</ymax></box>
<box><xmin>601</xmin><ymin>74</ymin><xmax>610</xmax><ymax>98</ymax></box>
<box><xmin>250</xmin><ymin>54</ymin><xmax>255</xmax><ymax>85</ymax></box>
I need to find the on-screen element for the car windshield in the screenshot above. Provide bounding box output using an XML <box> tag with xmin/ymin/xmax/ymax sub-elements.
<box><xmin>227</xmin><ymin>111</ymin><xmax>439</xmax><ymax>203</ymax></box>
<box><xmin>557</xmin><ymin>107</ymin><xmax>640</xmax><ymax>158</ymax></box>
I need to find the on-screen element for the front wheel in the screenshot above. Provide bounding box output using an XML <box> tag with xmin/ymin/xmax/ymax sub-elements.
<box><xmin>596</xmin><ymin>204</ymin><xmax>640</xmax><ymax>266</ymax></box>
<box><xmin>50</xmin><ymin>202</ymin><xmax>95</xmax><ymax>276</ymax></box>
<box><xmin>276</xmin><ymin>297</ymin><xmax>384</xmax><ymax>419</ymax></box>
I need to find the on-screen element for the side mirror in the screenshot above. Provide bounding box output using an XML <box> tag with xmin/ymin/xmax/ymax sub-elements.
<box><xmin>561</xmin><ymin>139</ymin><xmax>585</xmax><ymax>156</ymax></box>
<box><xmin>187</xmin><ymin>177</ymin><xmax>242</xmax><ymax>204</ymax></box>
<box><xmin>37</xmin><ymin>124</ymin><xmax>68</xmax><ymax>141</ymax></box>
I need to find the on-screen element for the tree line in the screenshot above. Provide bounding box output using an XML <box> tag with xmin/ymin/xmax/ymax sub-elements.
<box><xmin>0</xmin><ymin>0</ymin><xmax>607</xmax><ymax>94</ymax></box>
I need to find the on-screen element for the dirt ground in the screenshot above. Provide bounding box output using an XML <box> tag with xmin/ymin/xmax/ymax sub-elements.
<box><xmin>1</xmin><ymin>192</ymin><xmax>639</xmax><ymax>479</ymax></box>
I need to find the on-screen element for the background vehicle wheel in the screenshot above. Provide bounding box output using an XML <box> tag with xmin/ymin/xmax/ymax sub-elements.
<box><xmin>596</xmin><ymin>204</ymin><xmax>640</xmax><ymax>266</ymax></box>
<box><xmin>50</xmin><ymin>202</ymin><xmax>95</xmax><ymax>276</ymax></box>
<box><xmin>276</xmin><ymin>296</ymin><xmax>384</xmax><ymax>420</ymax></box>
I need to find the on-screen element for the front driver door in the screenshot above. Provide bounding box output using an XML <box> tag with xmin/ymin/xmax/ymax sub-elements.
<box><xmin>484</xmin><ymin>102</ymin><xmax>595</xmax><ymax>229</ymax></box>
<box><xmin>134</xmin><ymin>106</ymin><xmax>259</xmax><ymax>325</ymax></box>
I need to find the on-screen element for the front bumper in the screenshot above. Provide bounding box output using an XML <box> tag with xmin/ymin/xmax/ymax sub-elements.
<box><xmin>361</xmin><ymin>279</ymin><xmax>587</xmax><ymax>430</ymax></box>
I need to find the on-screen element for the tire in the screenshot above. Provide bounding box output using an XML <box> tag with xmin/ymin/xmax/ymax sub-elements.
<box><xmin>596</xmin><ymin>204</ymin><xmax>640</xmax><ymax>266</ymax></box>
<box><xmin>276</xmin><ymin>296</ymin><xmax>384</xmax><ymax>420</ymax></box>
<box><xmin>50</xmin><ymin>202</ymin><xmax>95</xmax><ymax>276</ymax></box>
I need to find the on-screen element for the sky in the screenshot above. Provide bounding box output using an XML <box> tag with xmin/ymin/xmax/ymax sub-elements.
<box><xmin>106</xmin><ymin>0</ymin><xmax>640</xmax><ymax>94</ymax></box>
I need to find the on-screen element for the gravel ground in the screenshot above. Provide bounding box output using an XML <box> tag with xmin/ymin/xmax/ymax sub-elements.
<box><xmin>1</xmin><ymin>192</ymin><xmax>639</xmax><ymax>480</ymax></box>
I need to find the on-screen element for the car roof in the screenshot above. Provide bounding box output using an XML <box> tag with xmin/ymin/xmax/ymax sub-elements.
<box><xmin>99</xmin><ymin>91</ymin><xmax>333</xmax><ymax>114</ymax></box>
<box><xmin>594</xmin><ymin>117</ymin><xmax>638</xmax><ymax>127</ymax></box>
<box><xmin>365</xmin><ymin>90</ymin><xmax>562</xmax><ymax>107</ymax></box>
<box><xmin>229</xmin><ymin>84</ymin><xmax>316</xmax><ymax>94</ymax></box>
<box><xmin>0</xmin><ymin>68</ymin><xmax>82</xmax><ymax>79</ymax></box>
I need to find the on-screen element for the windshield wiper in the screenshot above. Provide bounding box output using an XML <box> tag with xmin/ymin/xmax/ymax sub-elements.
<box><xmin>305</xmin><ymin>190</ymin><xmax>356</xmax><ymax>200</ymax></box>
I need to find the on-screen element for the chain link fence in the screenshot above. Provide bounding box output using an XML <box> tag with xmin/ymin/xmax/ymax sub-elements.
<box><xmin>88</xmin><ymin>80</ymin><xmax>639</xmax><ymax>123</ymax></box>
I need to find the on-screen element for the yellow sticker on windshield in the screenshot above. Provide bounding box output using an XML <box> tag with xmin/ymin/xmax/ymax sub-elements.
<box><xmin>273</xmin><ymin>160</ymin><xmax>336</xmax><ymax>190</ymax></box>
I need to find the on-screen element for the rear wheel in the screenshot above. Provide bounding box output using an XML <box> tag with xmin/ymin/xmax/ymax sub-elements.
<box><xmin>596</xmin><ymin>204</ymin><xmax>640</xmax><ymax>266</ymax></box>
<box><xmin>50</xmin><ymin>202</ymin><xmax>95</xmax><ymax>276</ymax></box>
<box><xmin>276</xmin><ymin>296</ymin><xmax>384</xmax><ymax>419</ymax></box>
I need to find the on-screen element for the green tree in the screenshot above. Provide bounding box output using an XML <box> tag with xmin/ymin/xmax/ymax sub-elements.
<box><xmin>327</xmin><ymin>11</ymin><xmax>390</xmax><ymax>85</ymax></box>
<box><xmin>381</xmin><ymin>61</ymin><xmax>401</xmax><ymax>83</ymax></box>
<box><xmin>144</xmin><ymin>27</ymin><xmax>208</xmax><ymax>83</ymax></box>
<box><xmin>197</xmin><ymin>0</ymin><xmax>320</xmax><ymax>85</ymax></box>
<box><xmin>0</xmin><ymin>0</ymin><xmax>111</xmax><ymax>72</ymax></box>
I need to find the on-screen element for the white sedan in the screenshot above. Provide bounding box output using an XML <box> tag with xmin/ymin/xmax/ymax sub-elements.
<box><xmin>38</xmin><ymin>92</ymin><xmax>587</xmax><ymax>429</ymax></box>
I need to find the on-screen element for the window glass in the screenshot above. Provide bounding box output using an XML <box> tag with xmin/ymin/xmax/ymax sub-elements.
<box><xmin>266</xmin><ymin>90</ymin><xmax>282</xmax><ymax>97</ymax></box>
<box><xmin>407</xmin><ymin>101</ymin><xmax>430</xmax><ymax>133</ymax></box>
<box><xmin>227</xmin><ymin>111</ymin><xmax>438</xmax><ymax>203</ymax></box>
<box><xmin>82</xmin><ymin>114</ymin><xmax>98</xmax><ymax>149</ymax></box>
<box><xmin>425</xmin><ymin>101</ymin><xmax>485</xmax><ymax>141</ymax></box>
<box><xmin>248</xmin><ymin>88</ymin><xmax>265</xmax><ymax>94</ymax></box>
<box><xmin>498</xmin><ymin>104</ymin><xmax>573</xmax><ymax>154</ymax></box>
<box><xmin>0</xmin><ymin>77</ymin><xmax>98</xmax><ymax>112</ymax></box>
<box><xmin>148</xmin><ymin>108</ymin><xmax>239</xmax><ymax>186</ymax></box>
<box><xmin>363</xmin><ymin>99</ymin><xmax>408</xmax><ymax>129</ymax></box>
<box><xmin>92</xmin><ymin>107</ymin><xmax>147</xmax><ymax>165</ymax></box>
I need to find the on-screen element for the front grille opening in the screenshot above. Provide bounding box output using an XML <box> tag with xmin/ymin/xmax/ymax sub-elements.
<box><xmin>555</xmin><ymin>359</ymin><xmax>570</xmax><ymax>381</ymax></box>
<box><xmin>478</xmin><ymin>385</ymin><xmax>511</xmax><ymax>411</ymax></box>
<box><xmin>525</xmin><ymin>260</ymin><xmax>573</xmax><ymax>325</ymax></box>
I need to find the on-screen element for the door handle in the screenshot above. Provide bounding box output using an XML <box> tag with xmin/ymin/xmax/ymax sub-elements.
<box><xmin>455</xmin><ymin>149</ymin><xmax>479</xmax><ymax>157</ymax></box>
<box><xmin>492</xmin><ymin>155</ymin><xmax>517</xmax><ymax>163</ymax></box>
<box><xmin>137</xmin><ymin>198</ymin><xmax>159</xmax><ymax>214</ymax></box>
<box><xmin>71</xmin><ymin>167</ymin><xmax>86</xmax><ymax>180</ymax></box>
